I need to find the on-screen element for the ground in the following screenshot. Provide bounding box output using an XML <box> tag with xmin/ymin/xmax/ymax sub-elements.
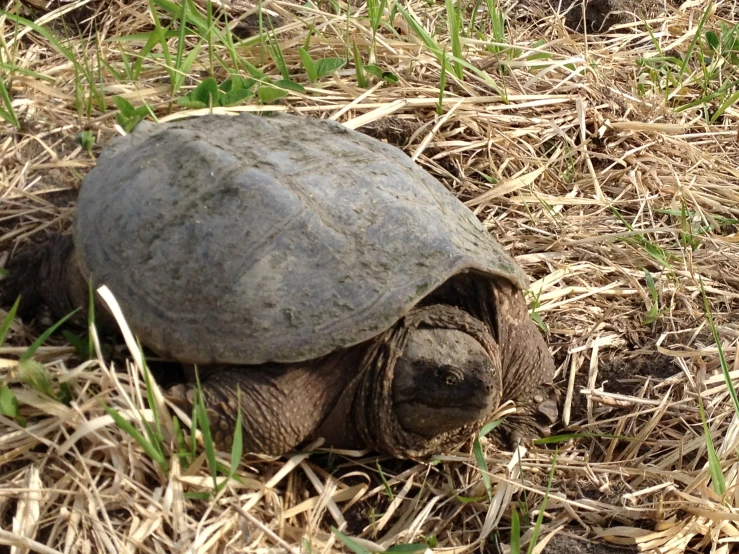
<box><xmin>2</xmin><ymin>1</ymin><xmax>739</xmax><ymax>553</ymax></box>
<box><xmin>542</xmin><ymin>534</ymin><xmax>639</xmax><ymax>554</ymax></box>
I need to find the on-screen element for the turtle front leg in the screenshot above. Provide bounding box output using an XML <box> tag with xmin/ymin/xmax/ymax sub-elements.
<box><xmin>492</xmin><ymin>281</ymin><xmax>560</xmax><ymax>447</ymax></box>
<box><xmin>500</xmin><ymin>385</ymin><xmax>560</xmax><ymax>447</ymax></box>
<box><xmin>0</xmin><ymin>234</ymin><xmax>89</xmax><ymax>324</ymax></box>
<box><xmin>164</xmin><ymin>350</ymin><xmax>361</xmax><ymax>456</ymax></box>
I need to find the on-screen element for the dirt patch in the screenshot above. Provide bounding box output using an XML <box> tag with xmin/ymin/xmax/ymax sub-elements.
<box><xmin>540</xmin><ymin>533</ymin><xmax>637</xmax><ymax>554</ymax></box>
<box><xmin>228</xmin><ymin>11</ymin><xmax>286</xmax><ymax>40</ymax></box>
<box><xmin>358</xmin><ymin>117</ymin><xmax>420</xmax><ymax>149</ymax></box>
<box><xmin>563</xmin><ymin>350</ymin><xmax>678</xmax><ymax>427</ymax></box>
<box><xmin>19</xmin><ymin>0</ymin><xmax>110</xmax><ymax>38</ymax></box>
<box><xmin>19</xmin><ymin>0</ymin><xmax>285</xmax><ymax>41</ymax></box>
<box><xmin>513</xmin><ymin>0</ymin><xmax>679</xmax><ymax>33</ymax></box>
<box><xmin>599</xmin><ymin>351</ymin><xmax>677</xmax><ymax>393</ymax></box>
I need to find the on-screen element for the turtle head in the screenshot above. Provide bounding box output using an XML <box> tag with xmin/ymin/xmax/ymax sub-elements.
<box><xmin>350</xmin><ymin>305</ymin><xmax>503</xmax><ymax>458</ymax></box>
<box><xmin>392</xmin><ymin>326</ymin><xmax>501</xmax><ymax>440</ymax></box>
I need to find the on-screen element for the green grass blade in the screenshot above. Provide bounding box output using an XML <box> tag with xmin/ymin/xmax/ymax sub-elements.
<box><xmin>469</xmin><ymin>0</ymin><xmax>482</xmax><ymax>30</ymax></box>
<box><xmin>675</xmin><ymin>2</ymin><xmax>712</xmax><ymax>86</ymax></box>
<box><xmin>479</xmin><ymin>419</ymin><xmax>503</xmax><ymax>437</ymax></box>
<box><xmin>697</xmin><ymin>389</ymin><xmax>726</xmax><ymax>496</ymax></box>
<box><xmin>147</xmin><ymin>0</ymin><xmax>176</xmax><ymax>83</ymax></box>
<box><xmin>108</xmin><ymin>30</ymin><xmax>181</xmax><ymax>43</ymax></box>
<box><xmin>472</xmin><ymin>419</ymin><xmax>502</xmax><ymax>502</ymax></box>
<box><xmin>0</xmin><ymin>296</ymin><xmax>20</xmax><ymax>346</ymax></box>
<box><xmin>150</xmin><ymin>0</ymin><xmax>207</xmax><ymax>36</ymax></box>
<box><xmin>0</xmin><ymin>385</ymin><xmax>20</xmax><ymax>418</ymax></box>
<box><xmin>700</xmin><ymin>279</ymin><xmax>739</xmax><ymax>417</ymax></box>
<box><xmin>0</xmin><ymin>62</ymin><xmax>55</xmax><ymax>81</ymax></box>
<box><xmin>267</xmin><ymin>33</ymin><xmax>290</xmax><ymax>81</ymax></box>
<box><xmin>139</xmin><ymin>348</ymin><xmax>166</xmax><ymax>462</ymax></box>
<box><xmin>204</xmin><ymin>0</ymin><xmax>215</xmax><ymax>75</ymax></box>
<box><xmin>97</xmin><ymin>50</ymin><xmax>125</xmax><ymax>82</ymax></box>
<box><xmin>377</xmin><ymin>462</ymin><xmax>394</xmax><ymax>500</ymax></box>
<box><xmin>61</xmin><ymin>330</ymin><xmax>88</xmax><ymax>359</ymax></box>
<box><xmin>218</xmin><ymin>387</ymin><xmax>243</xmax><ymax>494</ymax></box>
<box><xmin>101</xmin><ymin>400</ymin><xmax>168</xmax><ymax>471</ymax></box>
<box><xmin>510</xmin><ymin>506</ymin><xmax>520</xmax><ymax>554</ymax></box>
<box><xmin>395</xmin><ymin>4</ymin><xmax>454</xmax><ymax>77</ymax></box>
<box><xmin>446</xmin><ymin>52</ymin><xmax>504</xmax><ymax>97</ymax></box>
<box><xmin>3</xmin><ymin>13</ymin><xmax>81</xmax><ymax>73</ymax></box>
<box><xmin>445</xmin><ymin>0</ymin><xmax>463</xmax><ymax>78</ymax></box>
<box><xmin>486</xmin><ymin>0</ymin><xmax>506</xmax><ymax>44</ymax></box>
<box><xmin>710</xmin><ymin>88</ymin><xmax>739</xmax><ymax>124</ymax></box>
<box><xmin>643</xmin><ymin>269</ymin><xmax>660</xmax><ymax>324</ymax></box>
<box><xmin>132</xmin><ymin>31</ymin><xmax>161</xmax><ymax>79</ymax></box>
<box><xmin>331</xmin><ymin>528</ymin><xmax>372</xmax><ymax>554</ymax></box>
<box><xmin>611</xmin><ymin>207</ymin><xmax>673</xmax><ymax>268</ymax></box>
<box><xmin>437</xmin><ymin>49</ymin><xmax>447</xmax><ymax>114</ymax></box>
<box><xmin>219</xmin><ymin>9</ymin><xmax>238</xmax><ymax>70</ymax></box>
<box><xmin>240</xmin><ymin>59</ymin><xmax>269</xmax><ymax>81</ymax></box>
<box><xmin>172</xmin><ymin>0</ymin><xmax>190</xmax><ymax>93</ymax></box>
<box><xmin>189</xmin><ymin>392</ymin><xmax>199</xmax><ymax>463</ymax></box>
<box><xmin>472</xmin><ymin>436</ymin><xmax>492</xmax><ymax>501</ymax></box>
<box><xmin>0</xmin><ymin>79</ymin><xmax>20</xmax><ymax>128</ymax></box>
<box><xmin>367</xmin><ymin>0</ymin><xmax>385</xmax><ymax>33</ymax></box>
<box><xmin>94</xmin><ymin>41</ymin><xmax>107</xmax><ymax>114</ymax></box>
<box><xmin>172</xmin><ymin>416</ymin><xmax>190</xmax><ymax>469</ymax></box>
<box><xmin>527</xmin><ymin>451</ymin><xmax>557</xmax><ymax>554</ymax></box>
<box><xmin>193</xmin><ymin>368</ymin><xmax>219</xmax><ymax>491</ymax></box>
<box><xmin>368</xmin><ymin>0</ymin><xmax>388</xmax><ymax>54</ymax></box>
<box><xmin>353</xmin><ymin>41</ymin><xmax>368</xmax><ymax>87</ymax></box>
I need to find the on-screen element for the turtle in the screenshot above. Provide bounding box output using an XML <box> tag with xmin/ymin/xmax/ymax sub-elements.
<box><xmin>0</xmin><ymin>113</ymin><xmax>558</xmax><ymax>459</ymax></box>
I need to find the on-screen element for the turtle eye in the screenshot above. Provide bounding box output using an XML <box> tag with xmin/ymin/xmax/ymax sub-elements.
<box><xmin>436</xmin><ymin>367</ymin><xmax>462</xmax><ymax>387</ymax></box>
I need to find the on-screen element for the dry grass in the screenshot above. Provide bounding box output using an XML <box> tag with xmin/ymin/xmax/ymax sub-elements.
<box><xmin>2</xmin><ymin>0</ymin><xmax>739</xmax><ymax>552</ymax></box>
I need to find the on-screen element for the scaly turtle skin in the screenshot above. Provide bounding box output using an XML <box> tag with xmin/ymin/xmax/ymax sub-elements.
<box><xmin>0</xmin><ymin>113</ymin><xmax>558</xmax><ymax>458</ymax></box>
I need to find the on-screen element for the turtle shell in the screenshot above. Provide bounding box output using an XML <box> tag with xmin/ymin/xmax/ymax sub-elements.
<box><xmin>75</xmin><ymin>113</ymin><xmax>528</xmax><ymax>365</ymax></box>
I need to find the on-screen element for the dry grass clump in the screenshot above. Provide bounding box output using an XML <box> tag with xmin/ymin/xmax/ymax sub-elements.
<box><xmin>2</xmin><ymin>0</ymin><xmax>739</xmax><ymax>553</ymax></box>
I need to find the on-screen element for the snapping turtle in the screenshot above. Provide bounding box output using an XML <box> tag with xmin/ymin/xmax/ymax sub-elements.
<box><xmin>0</xmin><ymin>113</ymin><xmax>558</xmax><ymax>458</ymax></box>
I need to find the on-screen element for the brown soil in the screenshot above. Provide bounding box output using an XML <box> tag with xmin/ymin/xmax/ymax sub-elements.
<box><xmin>541</xmin><ymin>533</ymin><xmax>637</xmax><ymax>554</ymax></box>
<box><xmin>514</xmin><ymin>0</ymin><xmax>681</xmax><ymax>33</ymax></box>
<box><xmin>565</xmin><ymin>350</ymin><xmax>679</xmax><ymax>427</ymax></box>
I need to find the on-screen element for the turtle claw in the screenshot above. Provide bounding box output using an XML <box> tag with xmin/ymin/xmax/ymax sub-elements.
<box><xmin>536</xmin><ymin>422</ymin><xmax>552</xmax><ymax>438</ymax></box>
<box><xmin>500</xmin><ymin>385</ymin><xmax>560</xmax><ymax>449</ymax></box>
<box><xmin>165</xmin><ymin>383</ymin><xmax>191</xmax><ymax>409</ymax></box>
<box><xmin>536</xmin><ymin>394</ymin><xmax>559</xmax><ymax>426</ymax></box>
<box><xmin>529</xmin><ymin>385</ymin><xmax>560</xmax><ymax>436</ymax></box>
<box><xmin>499</xmin><ymin>416</ymin><xmax>537</xmax><ymax>450</ymax></box>
<box><xmin>507</xmin><ymin>428</ymin><xmax>526</xmax><ymax>449</ymax></box>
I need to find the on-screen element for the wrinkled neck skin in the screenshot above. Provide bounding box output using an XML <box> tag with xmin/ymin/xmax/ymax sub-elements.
<box><xmin>307</xmin><ymin>362</ymin><xmax>370</xmax><ymax>451</ymax></box>
<box><xmin>308</xmin><ymin>335</ymin><xmax>412</xmax><ymax>454</ymax></box>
